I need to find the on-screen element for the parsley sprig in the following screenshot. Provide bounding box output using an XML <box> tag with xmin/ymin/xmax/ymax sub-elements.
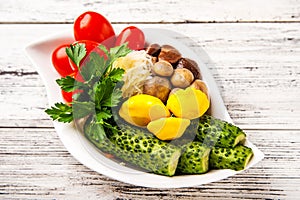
<box><xmin>66</xmin><ymin>43</ymin><xmax>86</xmax><ymax>69</ymax></box>
<box><xmin>45</xmin><ymin>103</ymin><xmax>73</xmax><ymax>123</ymax></box>
<box><xmin>45</xmin><ymin>43</ymin><xmax>131</xmax><ymax>136</ymax></box>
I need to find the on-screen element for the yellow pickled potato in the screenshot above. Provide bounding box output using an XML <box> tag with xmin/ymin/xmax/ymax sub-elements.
<box><xmin>119</xmin><ymin>94</ymin><xmax>170</xmax><ymax>127</ymax></box>
<box><xmin>147</xmin><ymin>117</ymin><xmax>191</xmax><ymax>140</ymax></box>
<box><xmin>167</xmin><ymin>87</ymin><xmax>210</xmax><ymax>119</ymax></box>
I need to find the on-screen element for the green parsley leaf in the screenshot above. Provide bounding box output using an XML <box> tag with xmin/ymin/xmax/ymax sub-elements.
<box><xmin>46</xmin><ymin>44</ymin><xmax>131</xmax><ymax>125</ymax></box>
<box><xmin>66</xmin><ymin>43</ymin><xmax>86</xmax><ymax>68</ymax></box>
<box><xmin>108</xmin><ymin>68</ymin><xmax>125</xmax><ymax>82</ymax></box>
<box><xmin>93</xmin><ymin>78</ymin><xmax>113</xmax><ymax>108</ymax></box>
<box><xmin>81</xmin><ymin>52</ymin><xmax>107</xmax><ymax>81</ymax></box>
<box><xmin>45</xmin><ymin>103</ymin><xmax>73</xmax><ymax>123</ymax></box>
<box><xmin>91</xmin><ymin>77</ymin><xmax>123</xmax><ymax>109</ymax></box>
<box><xmin>72</xmin><ymin>101</ymin><xmax>95</xmax><ymax>119</ymax></box>
<box><xmin>56</xmin><ymin>76</ymin><xmax>75</xmax><ymax>92</ymax></box>
<box><xmin>92</xmin><ymin>81</ymin><xmax>106</xmax><ymax>108</ymax></box>
<box><xmin>96</xmin><ymin>109</ymin><xmax>112</xmax><ymax>121</ymax></box>
<box><xmin>104</xmin><ymin>44</ymin><xmax>131</xmax><ymax>74</ymax></box>
<box><xmin>98</xmin><ymin>44</ymin><xmax>109</xmax><ymax>57</ymax></box>
<box><xmin>104</xmin><ymin>88</ymin><xmax>122</xmax><ymax>107</ymax></box>
<box><xmin>56</xmin><ymin>76</ymin><xmax>86</xmax><ymax>92</ymax></box>
<box><xmin>110</xmin><ymin>43</ymin><xmax>131</xmax><ymax>60</ymax></box>
<box><xmin>89</xmin><ymin>121</ymin><xmax>106</xmax><ymax>141</ymax></box>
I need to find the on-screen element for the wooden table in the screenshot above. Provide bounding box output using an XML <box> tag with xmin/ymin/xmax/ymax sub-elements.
<box><xmin>1</xmin><ymin>1</ymin><xmax>300</xmax><ymax>199</ymax></box>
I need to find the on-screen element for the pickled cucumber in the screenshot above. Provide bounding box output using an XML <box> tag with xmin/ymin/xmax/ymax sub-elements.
<box><xmin>209</xmin><ymin>145</ymin><xmax>253</xmax><ymax>171</ymax></box>
<box><xmin>197</xmin><ymin>115</ymin><xmax>246</xmax><ymax>148</ymax></box>
<box><xmin>177</xmin><ymin>142</ymin><xmax>211</xmax><ymax>174</ymax></box>
<box><xmin>84</xmin><ymin>116</ymin><xmax>181</xmax><ymax>176</ymax></box>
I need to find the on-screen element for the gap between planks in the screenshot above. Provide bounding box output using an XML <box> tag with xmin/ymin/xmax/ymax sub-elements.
<box><xmin>2</xmin><ymin>21</ymin><xmax>300</xmax><ymax>25</ymax></box>
<box><xmin>1</xmin><ymin>126</ymin><xmax>300</xmax><ymax>132</ymax></box>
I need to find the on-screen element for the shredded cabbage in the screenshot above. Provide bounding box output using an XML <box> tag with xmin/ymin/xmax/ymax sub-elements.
<box><xmin>113</xmin><ymin>50</ymin><xmax>153</xmax><ymax>98</ymax></box>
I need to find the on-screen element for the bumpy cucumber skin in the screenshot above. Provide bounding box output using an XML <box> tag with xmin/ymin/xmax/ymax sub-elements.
<box><xmin>177</xmin><ymin>142</ymin><xmax>211</xmax><ymax>174</ymax></box>
<box><xmin>84</xmin><ymin>117</ymin><xmax>181</xmax><ymax>176</ymax></box>
<box><xmin>209</xmin><ymin>145</ymin><xmax>253</xmax><ymax>171</ymax></box>
<box><xmin>84</xmin><ymin>120</ymin><xmax>124</xmax><ymax>157</ymax></box>
<box><xmin>197</xmin><ymin>115</ymin><xmax>246</xmax><ymax>148</ymax></box>
<box><xmin>171</xmin><ymin>119</ymin><xmax>199</xmax><ymax>147</ymax></box>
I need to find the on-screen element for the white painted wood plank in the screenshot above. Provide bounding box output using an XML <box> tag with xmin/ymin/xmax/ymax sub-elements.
<box><xmin>1</xmin><ymin>0</ymin><xmax>300</xmax><ymax>23</ymax></box>
<box><xmin>1</xmin><ymin>1</ymin><xmax>299</xmax><ymax>198</ymax></box>
<box><xmin>1</xmin><ymin>24</ymin><xmax>299</xmax><ymax>129</ymax></box>
<box><xmin>0</xmin><ymin>128</ymin><xmax>299</xmax><ymax>199</ymax></box>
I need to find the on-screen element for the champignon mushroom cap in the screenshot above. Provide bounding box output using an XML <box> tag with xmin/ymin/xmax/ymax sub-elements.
<box><xmin>190</xmin><ymin>79</ymin><xmax>209</xmax><ymax>99</ymax></box>
<box><xmin>146</xmin><ymin>43</ymin><xmax>161</xmax><ymax>57</ymax></box>
<box><xmin>143</xmin><ymin>76</ymin><xmax>171</xmax><ymax>103</ymax></box>
<box><xmin>151</xmin><ymin>60</ymin><xmax>174</xmax><ymax>77</ymax></box>
<box><xmin>171</xmin><ymin>68</ymin><xmax>194</xmax><ymax>88</ymax></box>
<box><xmin>176</xmin><ymin>58</ymin><xmax>202</xmax><ymax>80</ymax></box>
<box><xmin>158</xmin><ymin>45</ymin><xmax>182</xmax><ymax>64</ymax></box>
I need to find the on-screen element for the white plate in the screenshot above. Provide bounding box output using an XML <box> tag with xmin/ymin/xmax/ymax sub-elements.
<box><xmin>25</xmin><ymin>28</ymin><xmax>264</xmax><ymax>188</ymax></box>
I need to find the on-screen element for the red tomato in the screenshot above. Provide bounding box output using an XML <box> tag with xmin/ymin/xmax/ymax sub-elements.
<box><xmin>61</xmin><ymin>89</ymin><xmax>82</xmax><ymax>104</ymax></box>
<box><xmin>61</xmin><ymin>90</ymin><xmax>73</xmax><ymax>103</ymax></box>
<box><xmin>115</xmin><ymin>26</ymin><xmax>145</xmax><ymax>50</ymax></box>
<box><xmin>52</xmin><ymin>44</ymin><xmax>76</xmax><ymax>77</ymax></box>
<box><xmin>74</xmin><ymin>11</ymin><xmax>115</xmax><ymax>46</ymax></box>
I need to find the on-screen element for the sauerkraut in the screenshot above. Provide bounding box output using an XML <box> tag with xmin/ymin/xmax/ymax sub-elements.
<box><xmin>113</xmin><ymin>50</ymin><xmax>153</xmax><ymax>98</ymax></box>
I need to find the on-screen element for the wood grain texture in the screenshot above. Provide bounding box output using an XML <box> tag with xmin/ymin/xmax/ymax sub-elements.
<box><xmin>1</xmin><ymin>1</ymin><xmax>300</xmax><ymax>199</ymax></box>
<box><xmin>1</xmin><ymin>128</ymin><xmax>299</xmax><ymax>199</ymax></box>
<box><xmin>1</xmin><ymin>24</ymin><xmax>299</xmax><ymax>129</ymax></box>
<box><xmin>1</xmin><ymin>0</ymin><xmax>300</xmax><ymax>23</ymax></box>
